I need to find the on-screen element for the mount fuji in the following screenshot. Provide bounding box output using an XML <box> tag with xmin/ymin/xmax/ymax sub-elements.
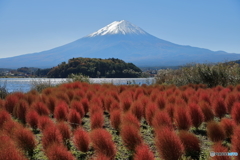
<box><xmin>1</xmin><ymin>20</ymin><xmax>240</xmax><ymax>68</ymax></box>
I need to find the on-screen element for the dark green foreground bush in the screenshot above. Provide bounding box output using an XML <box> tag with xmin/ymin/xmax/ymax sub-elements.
<box><xmin>155</xmin><ymin>62</ymin><xmax>240</xmax><ymax>87</ymax></box>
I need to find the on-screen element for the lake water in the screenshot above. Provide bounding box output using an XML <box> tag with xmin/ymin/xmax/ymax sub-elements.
<box><xmin>0</xmin><ymin>78</ymin><xmax>156</xmax><ymax>93</ymax></box>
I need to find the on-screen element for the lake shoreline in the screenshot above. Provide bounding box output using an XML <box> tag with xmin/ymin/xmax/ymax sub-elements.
<box><xmin>0</xmin><ymin>78</ymin><xmax>155</xmax><ymax>93</ymax></box>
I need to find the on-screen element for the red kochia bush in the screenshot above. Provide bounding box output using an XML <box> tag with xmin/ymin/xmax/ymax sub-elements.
<box><xmin>120</xmin><ymin>98</ymin><xmax>132</xmax><ymax>113</ymax></box>
<box><xmin>118</xmin><ymin>85</ymin><xmax>127</xmax><ymax>93</ymax></box>
<box><xmin>89</xmin><ymin>103</ymin><xmax>103</xmax><ymax>116</ymax></box>
<box><xmin>120</xmin><ymin>124</ymin><xmax>143</xmax><ymax>151</ymax></box>
<box><xmin>42</xmin><ymin>125</ymin><xmax>63</xmax><ymax>149</ymax></box>
<box><xmin>220</xmin><ymin>88</ymin><xmax>231</xmax><ymax>99</ymax></box>
<box><xmin>152</xmin><ymin>111</ymin><xmax>173</xmax><ymax>130</ymax></box>
<box><xmin>38</xmin><ymin>116</ymin><xmax>54</xmax><ymax>131</ymax></box>
<box><xmin>231</xmin><ymin>102</ymin><xmax>240</xmax><ymax>125</ymax></box>
<box><xmin>150</xmin><ymin>92</ymin><xmax>158</xmax><ymax>102</ymax></box>
<box><xmin>155</xmin><ymin>96</ymin><xmax>166</xmax><ymax>110</ymax></box>
<box><xmin>199</xmin><ymin>101</ymin><xmax>214</xmax><ymax>122</ymax></box>
<box><xmin>109</xmin><ymin>91</ymin><xmax>119</xmax><ymax>102</ymax></box>
<box><xmin>110</xmin><ymin>110</ymin><xmax>121</xmax><ymax>130</ymax></box>
<box><xmin>220</xmin><ymin>118</ymin><xmax>236</xmax><ymax>138</ymax></box>
<box><xmin>212</xmin><ymin>143</ymin><xmax>231</xmax><ymax>160</ymax></box>
<box><xmin>46</xmin><ymin>96</ymin><xmax>57</xmax><ymax>114</ymax></box>
<box><xmin>155</xmin><ymin>127</ymin><xmax>184</xmax><ymax>160</ymax></box>
<box><xmin>119</xmin><ymin>90</ymin><xmax>133</xmax><ymax>102</ymax></box>
<box><xmin>104</xmin><ymin>96</ymin><xmax>115</xmax><ymax>112</ymax></box>
<box><xmin>86</xmin><ymin>90</ymin><xmax>94</xmax><ymax>101</ymax></box>
<box><xmin>54</xmin><ymin>101</ymin><xmax>69</xmax><ymax>122</ymax></box>
<box><xmin>90</xmin><ymin>112</ymin><xmax>104</xmax><ymax>129</ymax></box>
<box><xmin>207</xmin><ymin>121</ymin><xmax>226</xmax><ymax>142</ymax></box>
<box><xmin>166</xmin><ymin>96</ymin><xmax>176</xmax><ymax>104</ymax></box>
<box><xmin>199</xmin><ymin>93</ymin><xmax>211</xmax><ymax>105</ymax></box>
<box><xmin>231</xmin><ymin>127</ymin><xmax>240</xmax><ymax>160</ymax></box>
<box><xmin>13</xmin><ymin>92</ymin><xmax>25</xmax><ymax>99</ymax></box>
<box><xmin>45</xmin><ymin>143</ymin><xmax>76</xmax><ymax>160</ymax></box>
<box><xmin>165</xmin><ymin>103</ymin><xmax>175</xmax><ymax>122</ymax></box>
<box><xmin>70</xmin><ymin>100</ymin><xmax>85</xmax><ymax>118</ymax></box>
<box><xmin>26</xmin><ymin>110</ymin><xmax>39</xmax><ymax>129</ymax></box>
<box><xmin>225</xmin><ymin>93</ymin><xmax>236</xmax><ymax>113</ymax></box>
<box><xmin>130</xmin><ymin>101</ymin><xmax>144</xmax><ymax>121</ymax></box>
<box><xmin>25</xmin><ymin>92</ymin><xmax>38</xmax><ymax>105</ymax></box>
<box><xmin>180</xmin><ymin>92</ymin><xmax>189</xmax><ymax>103</ymax></box>
<box><xmin>4</xmin><ymin>94</ymin><xmax>19</xmax><ymax>114</ymax></box>
<box><xmin>39</xmin><ymin>94</ymin><xmax>47</xmax><ymax>104</ymax></box>
<box><xmin>133</xmin><ymin>88</ymin><xmax>145</xmax><ymax>100</ymax></box>
<box><xmin>66</xmin><ymin>90</ymin><xmax>74</xmax><ymax>101</ymax></box>
<box><xmin>2</xmin><ymin>119</ymin><xmax>22</xmax><ymax>137</ymax></box>
<box><xmin>174</xmin><ymin>106</ymin><xmax>192</xmax><ymax>130</ymax></box>
<box><xmin>80</xmin><ymin>98</ymin><xmax>89</xmax><ymax>113</ymax></box>
<box><xmin>13</xmin><ymin>100</ymin><xmax>29</xmax><ymax>123</ymax></box>
<box><xmin>74</xmin><ymin>90</ymin><xmax>84</xmax><ymax>101</ymax></box>
<box><xmin>55</xmin><ymin>92</ymin><xmax>70</xmax><ymax>104</ymax></box>
<box><xmin>32</xmin><ymin>101</ymin><xmax>50</xmax><ymax>116</ymax></box>
<box><xmin>188</xmin><ymin>103</ymin><xmax>204</xmax><ymax>129</ymax></box>
<box><xmin>213</xmin><ymin>98</ymin><xmax>227</xmax><ymax>119</ymax></box>
<box><xmin>68</xmin><ymin>109</ymin><xmax>81</xmax><ymax>129</ymax></box>
<box><xmin>145</xmin><ymin>102</ymin><xmax>158</xmax><ymax>126</ymax></box>
<box><xmin>175</xmin><ymin>97</ymin><xmax>187</xmax><ymax>107</ymax></box>
<box><xmin>178</xmin><ymin>130</ymin><xmax>200</xmax><ymax>159</ymax></box>
<box><xmin>14</xmin><ymin>127</ymin><xmax>36</xmax><ymax>156</ymax></box>
<box><xmin>56</xmin><ymin>122</ymin><xmax>71</xmax><ymax>146</ymax></box>
<box><xmin>0</xmin><ymin>109</ymin><xmax>11</xmax><ymax>128</ymax></box>
<box><xmin>90</xmin><ymin>128</ymin><xmax>116</xmax><ymax>159</ymax></box>
<box><xmin>0</xmin><ymin>135</ymin><xmax>27</xmax><ymax>160</ymax></box>
<box><xmin>73</xmin><ymin>128</ymin><xmax>90</xmax><ymax>152</ymax></box>
<box><xmin>42</xmin><ymin>87</ymin><xmax>53</xmax><ymax>95</ymax></box>
<box><xmin>188</xmin><ymin>95</ymin><xmax>199</xmax><ymax>104</ymax></box>
<box><xmin>110</xmin><ymin>101</ymin><xmax>120</xmax><ymax>112</ymax></box>
<box><xmin>91</xmin><ymin>96</ymin><xmax>103</xmax><ymax>109</ymax></box>
<box><xmin>139</xmin><ymin>95</ymin><xmax>149</xmax><ymax>111</ymax></box>
<box><xmin>214</xmin><ymin>85</ymin><xmax>224</xmax><ymax>92</ymax></box>
<box><xmin>121</xmin><ymin>112</ymin><xmax>140</xmax><ymax>129</ymax></box>
<box><xmin>133</xmin><ymin>144</ymin><xmax>155</xmax><ymax>160</ymax></box>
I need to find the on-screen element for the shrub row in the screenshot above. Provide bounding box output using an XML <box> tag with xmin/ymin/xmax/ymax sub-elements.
<box><xmin>0</xmin><ymin>82</ymin><xmax>240</xmax><ymax>159</ymax></box>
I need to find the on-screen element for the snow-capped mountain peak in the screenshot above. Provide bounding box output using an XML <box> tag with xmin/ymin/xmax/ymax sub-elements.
<box><xmin>87</xmin><ymin>20</ymin><xmax>148</xmax><ymax>37</ymax></box>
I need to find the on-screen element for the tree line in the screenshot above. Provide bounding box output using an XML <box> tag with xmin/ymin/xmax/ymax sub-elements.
<box><xmin>44</xmin><ymin>57</ymin><xmax>142</xmax><ymax>78</ymax></box>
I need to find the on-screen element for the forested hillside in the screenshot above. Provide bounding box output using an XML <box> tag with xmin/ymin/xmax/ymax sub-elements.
<box><xmin>47</xmin><ymin>57</ymin><xmax>142</xmax><ymax>78</ymax></box>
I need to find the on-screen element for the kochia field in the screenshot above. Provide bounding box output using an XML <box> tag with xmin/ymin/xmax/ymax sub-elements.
<box><xmin>0</xmin><ymin>82</ymin><xmax>240</xmax><ymax>160</ymax></box>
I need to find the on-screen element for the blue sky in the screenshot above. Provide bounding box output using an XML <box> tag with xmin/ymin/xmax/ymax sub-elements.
<box><xmin>0</xmin><ymin>0</ymin><xmax>240</xmax><ymax>58</ymax></box>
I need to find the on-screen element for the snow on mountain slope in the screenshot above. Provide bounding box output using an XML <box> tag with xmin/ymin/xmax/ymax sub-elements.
<box><xmin>87</xmin><ymin>20</ymin><xmax>148</xmax><ymax>37</ymax></box>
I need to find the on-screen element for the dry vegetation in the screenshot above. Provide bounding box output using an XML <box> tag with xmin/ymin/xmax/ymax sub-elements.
<box><xmin>156</xmin><ymin>62</ymin><xmax>240</xmax><ymax>87</ymax></box>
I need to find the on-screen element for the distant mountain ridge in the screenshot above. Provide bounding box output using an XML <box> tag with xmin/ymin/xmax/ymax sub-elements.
<box><xmin>0</xmin><ymin>20</ymin><xmax>240</xmax><ymax>68</ymax></box>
